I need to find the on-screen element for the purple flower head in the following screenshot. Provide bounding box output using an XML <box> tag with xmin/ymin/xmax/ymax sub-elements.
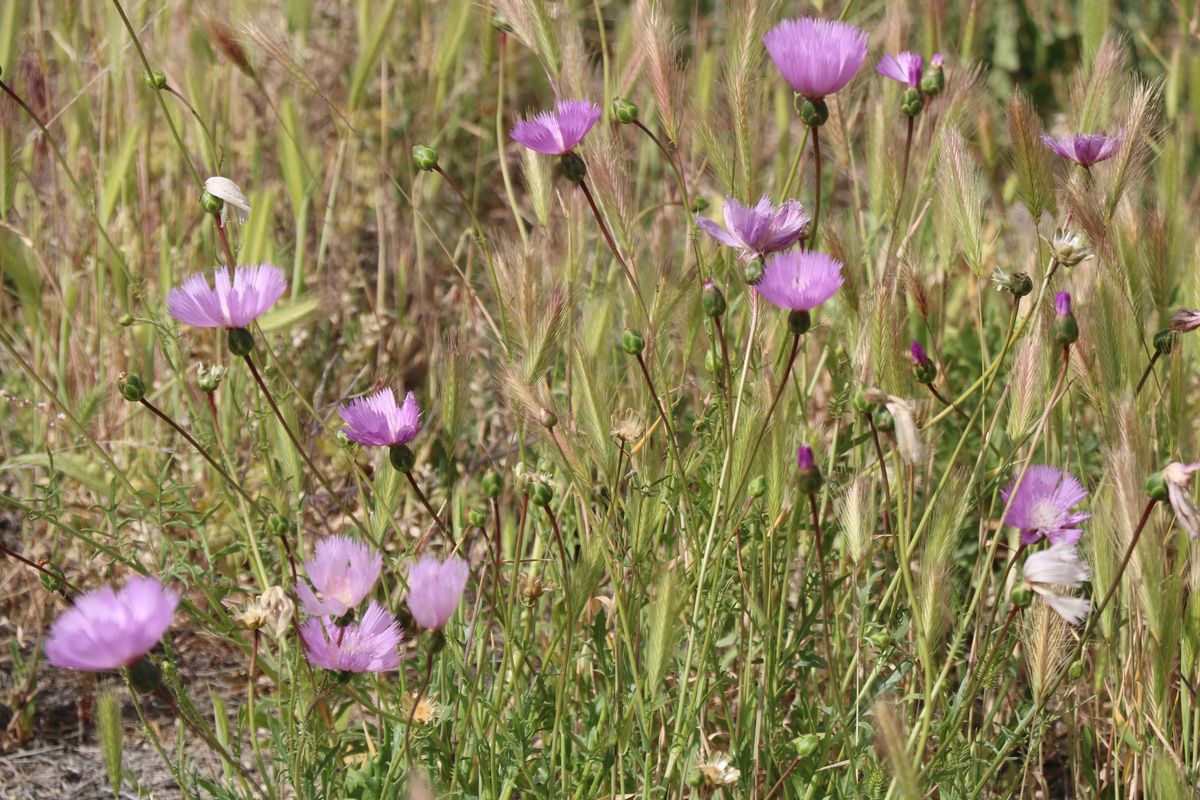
<box><xmin>697</xmin><ymin>196</ymin><xmax>809</xmax><ymax>259</ymax></box>
<box><xmin>405</xmin><ymin>555</ymin><xmax>470</xmax><ymax>631</ymax></box>
<box><xmin>1055</xmin><ymin>292</ymin><xmax>1072</xmax><ymax>316</ymax></box>
<box><xmin>339</xmin><ymin>389</ymin><xmax>421</xmax><ymax>447</ymax></box>
<box><xmin>300</xmin><ymin>601</ymin><xmax>402</xmax><ymax>672</ymax></box>
<box><xmin>910</xmin><ymin>340</ymin><xmax>931</xmax><ymax>366</ymax></box>
<box><xmin>294</xmin><ymin>536</ymin><xmax>382</xmax><ymax>617</ymax></box>
<box><xmin>167</xmin><ymin>264</ymin><xmax>287</xmax><ymax>329</ymax></box>
<box><xmin>876</xmin><ymin>52</ymin><xmax>923</xmax><ymax>88</ymax></box>
<box><xmin>931</xmin><ymin>53</ymin><xmax>944</xmax><ymax>68</ymax></box>
<box><xmin>1001</xmin><ymin>465</ymin><xmax>1091</xmax><ymax>545</ymax></box>
<box><xmin>1169</xmin><ymin>308</ymin><xmax>1200</xmax><ymax>333</ymax></box>
<box><xmin>45</xmin><ymin>577</ymin><xmax>179</xmax><ymax>671</ymax></box>
<box><xmin>763</xmin><ymin>17</ymin><xmax>868</xmax><ymax>100</ymax></box>
<box><xmin>796</xmin><ymin>445</ymin><xmax>816</xmax><ymax>471</ymax></box>
<box><xmin>1040</xmin><ymin>132</ymin><xmax>1122</xmax><ymax>167</ymax></box>
<box><xmin>510</xmin><ymin>99</ymin><xmax>602</xmax><ymax>155</ymax></box>
<box><xmin>755</xmin><ymin>251</ymin><xmax>845</xmax><ymax>312</ymax></box>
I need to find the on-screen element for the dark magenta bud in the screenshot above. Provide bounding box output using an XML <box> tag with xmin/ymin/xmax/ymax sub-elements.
<box><xmin>796</xmin><ymin>445</ymin><xmax>823</xmax><ymax>494</ymax></box>
<box><xmin>910</xmin><ymin>340</ymin><xmax>937</xmax><ymax>384</ymax></box>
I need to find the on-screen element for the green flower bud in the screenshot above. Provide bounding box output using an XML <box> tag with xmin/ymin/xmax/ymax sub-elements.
<box><xmin>797</xmin><ymin>97</ymin><xmax>829</xmax><ymax>128</ymax></box>
<box><xmin>701</xmin><ymin>281</ymin><xmax>726</xmax><ymax>318</ymax></box>
<box><xmin>705</xmin><ymin>347</ymin><xmax>724</xmax><ymax>374</ymax></box>
<box><xmin>747</xmin><ymin>475</ymin><xmax>767</xmax><ymax>498</ymax></box>
<box><xmin>196</xmin><ymin>362</ymin><xmax>227</xmax><ymax>394</ymax></box>
<box><xmin>560</xmin><ymin>153</ymin><xmax>587</xmax><ymax>183</ymax></box>
<box><xmin>691</xmin><ymin>196</ymin><xmax>709</xmax><ymax>214</ymax></box>
<box><xmin>1010</xmin><ymin>272</ymin><xmax>1033</xmax><ymax>298</ymax></box>
<box><xmin>482</xmin><ymin>470</ymin><xmax>503</xmax><ymax>498</ymax></box>
<box><xmin>267</xmin><ymin>514</ymin><xmax>290</xmax><ymax>536</ymax></box>
<box><xmin>1068</xmin><ymin>659</ymin><xmax>1084</xmax><ymax>681</ymax></box>
<box><xmin>200</xmin><ymin>190</ymin><xmax>224</xmax><ymax>215</ymax></box>
<box><xmin>1145</xmin><ymin>471</ymin><xmax>1168</xmax><ymax>503</ymax></box>
<box><xmin>793</xmin><ymin>734</ymin><xmax>820</xmax><ymax>758</ymax></box>
<box><xmin>228</xmin><ymin>327</ymin><xmax>255</xmax><ymax>357</ymax></box>
<box><xmin>622</xmin><ymin>328</ymin><xmax>646</xmax><ymax>356</ymax></box>
<box><xmin>118</xmin><ymin>313</ymin><xmax>135</xmax><ymax>327</ymax></box>
<box><xmin>743</xmin><ymin>258</ymin><xmax>765</xmax><ymax>285</ymax></box>
<box><xmin>145</xmin><ymin>70</ymin><xmax>167</xmax><ymax>90</ymax></box>
<box><xmin>867</xmin><ymin>629</ymin><xmax>891</xmax><ymax>649</ymax></box>
<box><xmin>38</xmin><ymin>561</ymin><xmax>68</xmax><ymax>594</ymax></box>
<box><xmin>921</xmin><ymin>59</ymin><xmax>945</xmax><ymax>96</ymax></box>
<box><xmin>1010</xmin><ymin>583</ymin><xmax>1033</xmax><ymax>609</ymax></box>
<box><xmin>1153</xmin><ymin>329</ymin><xmax>1175</xmax><ymax>355</ymax></box>
<box><xmin>873</xmin><ymin>406</ymin><xmax>894</xmax><ymax>432</ymax></box>
<box><xmin>468</xmin><ymin>508</ymin><xmax>488</xmax><ymax>528</ymax></box>
<box><xmin>852</xmin><ymin>388</ymin><xmax>876</xmax><ymax>414</ymax></box>
<box><xmin>787</xmin><ymin>310</ymin><xmax>811</xmax><ymax>336</ymax></box>
<box><xmin>412</xmin><ymin>145</ymin><xmax>439</xmax><ymax>171</ymax></box>
<box><xmin>118</xmin><ymin>373</ymin><xmax>146</xmax><ymax>403</ymax></box>
<box><xmin>389</xmin><ymin>444</ymin><xmax>416</xmax><ymax>472</ymax></box>
<box><xmin>127</xmin><ymin>657</ymin><xmax>163</xmax><ymax>694</ymax></box>
<box><xmin>613</xmin><ymin>97</ymin><xmax>639</xmax><ymax>124</ymax></box>
<box><xmin>530</xmin><ymin>481</ymin><xmax>553</xmax><ymax>507</ymax></box>
<box><xmin>540</xmin><ymin>408</ymin><xmax>558</xmax><ymax>429</ymax></box>
<box><xmin>900</xmin><ymin>87</ymin><xmax>924</xmax><ymax>117</ymax></box>
<box><xmin>686</xmin><ymin>770</ymin><xmax>705</xmax><ymax>788</ymax></box>
<box><xmin>1054</xmin><ymin>315</ymin><xmax>1079</xmax><ymax>346</ymax></box>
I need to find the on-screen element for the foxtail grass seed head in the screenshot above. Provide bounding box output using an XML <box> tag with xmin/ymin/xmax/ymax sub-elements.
<box><xmin>613</xmin><ymin>97</ymin><xmax>639</xmax><ymax>124</ymax></box>
<box><xmin>294</xmin><ymin>535</ymin><xmax>382</xmax><ymax>617</ymax></box>
<box><xmin>118</xmin><ymin>372</ymin><xmax>145</xmax><ymax>403</ymax></box>
<box><xmin>46</xmin><ymin>577</ymin><xmax>179</xmax><ymax>672</ymax></box>
<box><xmin>339</xmin><ymin>388</ymin><xmax>421</xmax><ymax>448</ymax></box>
<box><xmin>202</xmin><ymin>176</ymin><xmax>251</xmax><ymax>224</ymax></box>
<box><xmin>797</xmin><ymin>445</ymin><xmax>823</xmax><ymax>494</ymax></box>
<box><xmin>300</xmin><ymin>601</ymin><xmax>402</xmax><ymax>672</ymax></box>
<box><xmin>1001</xmin><ymin>465</ymin><xmax>1091</xmax><ymax>545</ymax></box>
<box><xmin>96</xmin><ymin>686</ymin><xmax>123</xmax><ymax>795</ymax></box>
<box><xmin>1169</xmin><ymin>308</ymin><xmax>1200</xmax><ymax>333</ymax></box>
<box><xmin>1021</xmin><ymin>544</ymin><xmax>1091</xmax><ymax>625</ymax></box>
<box><xmin>763</xmin><ymin>17</ymin><xmax>869</xmax><ymax>112</ymax></box>
<box><xmin>1153</xmin><ymin>329</ymin><xmax>1174</xmax><ymax>354</ymax></box>
<box><xmin>482</xmin><ymin>470</ymin><xmax>503</xmax><ymax>498</ymax></box>
<box><xmin>1041</xmin><ymin>132</ymin><xmax>1122</xmax><ymax>167</ymax></box>
<box><xmin>1054</xmin><ymin>292</ymin><xmax>1079</xmax><ymax>345</ymax></box>
<box><xmin>405</xmin><ymin>555</ymin><xmax>470</xmax><ymax>631</ymax></box>
<box><xmin>910</xmin><ymin>340</ymin><xmax>937</xmax><ymax>383</ymax></box>
<box><xmin>622</xmin><ymin>328</ymin><xmax>646</xmax><ymax>355</ymax></box>
<box><xmin>1042</xmin><ymin>227</ymin><xmax>1094</xmax><ymax>267</ymax></box>
<box><xmin>167</xmin><ymin>264</ymin><xmax>287</xmax><ymax>329</ymax></box>
<box><xmin>921</xmin><ymin>53</ymin><xmax>945</xmax><ymax>96</ymax></box>
<box><xmin>755</xmin><ymin>251</ymin><xmax>844</xmax><ymax>313</ymax></box>
<box><xmin>697</xmin><ymin>196</ymin><xmax>809</xmax><ymax>260</ymax></box>
<box><xmin>412</xmin><ymin>145</ymin><xmax>439</xmax><ymax>171</ymax></box>
<box><xmin>991</xmin><ymin>266</ymin><xmax>1033</xmax><ymax>297</ymax></box>
<box><xmin>510</xmin><ymin>99</ymin><xmax>602</xmax><ymax>155</ymax></box>
<box><xmin>701</xmin><ymin>281</ymin><xmax>727</xmax><ymax>318</ymax></box>
<box><xmin>1162</xmin><ymin>462</ymin><xmax>1200</xmax><ymax>538</ymax></box>
<box><xmin>196</xmin><ymin>362</ymin><xmax>227</xmax><ymax>393</ymax></box>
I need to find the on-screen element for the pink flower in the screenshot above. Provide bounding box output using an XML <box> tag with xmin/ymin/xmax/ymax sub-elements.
<box><xmin>910</xmin><ymin>340</ymin><xmax>931</xmax><ymax>366</ymax></box>
<box><xmin>763</xmin><ymin>17</ymin><xmax>868</xmax><ymax>100</ymax></box>
<box><xmin>300</xmin><ymin>601</ymin><xmax>402</xmax><ymax>672</ymax></box>
<box><xmin>697</xmin><ymin>196</ymin><xmax>809</xmax><ymax>258</ymax></box>
<box><xmin>1169</xmin><ymin>308</ymin><xmax>1200</xmax><ymax>333</ymax></box>
<box><xmin>876</xmin><ymin>52</ymin><xmax>923</xmax><ymax>88</ymax></box>
<box><xmin>338</xmin><ymin>389</ymin><xmax>421</xmax><ymax>448</ymax></box>
<box><xmin>1040</xmin><ymin>132</ymin><xmax>1122</xmax><ymax>167</ymax></box>
<box><xmin>167</xmin><ymin>264</ymin><xmax>287</xmax><ymax>329</ymax></box>
<box><xmin>45</xmin><ymin>577</ymin><xmax>179</xmax><ymax>671</ymax></box>
<box><xmin>294</xmin><ymin>536</ymin><xmax>382</xmax><ymax>617</ymax></box>
<box><xmin>510</xmin><ymin>100</ymin><xmax>602</xmax><ymax>155</ymax></box>
<box><xmin>1055</xmin><ymin>292</ymin><xmax>1071</xmax><ymax>316</ymax></box>
<box><xmin>754</xmin><ymin>251</ymin><xmax>844</xmax><ymax>311</ymax></box>
<box><xmin>405</xmin><ymin>555</ymin><xmax>470</xmax><ymax>631</ymax></box>
<box><xmin>1001</xmin><ymin>466</ymin><xmax>1090</xmax><ymax>546</ymax></box>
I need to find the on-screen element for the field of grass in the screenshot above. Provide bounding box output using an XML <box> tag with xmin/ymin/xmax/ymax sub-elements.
<box><xmin>2</xmin><ymin>0</ymin><xmax>1200</xmax><ymax>797</ymax></box>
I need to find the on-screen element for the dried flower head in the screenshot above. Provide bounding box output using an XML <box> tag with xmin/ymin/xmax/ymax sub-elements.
<box><xmin>300</xmin><ymin>601</ymin><xmax>402</xmax><ymax>672</ymax></box>
<box><xmin>1163</xmin><ymin>462</ymin><xmax>1200</xmax><ymax>539</ymax></box>
<box><xmin>754</xmin><ymin>251</ymin><xmax>844</xmax><ymax>312</ymax></box>
<box><xmin>510</xmin><ymin>99</ymin><xmax>602</xmax><ymax>155</ymax></box>
<box><xmin>167</xmin><ymin>265</ymin><xmax>287</xmax><ymax>329</ymax></box>
<box><xmin>338</xmin><ymin>389</ymin><xmax>421</xmax><ymax>447</ymax></box>
<box><xmin>610</xmin><ymin>409</ymin><xmax>646</xmax><ymax>444</ymax></box>
<box><xmin>762</xmin><ymin>17</ymin><xmax>868</xmax><ymax>101</ymax></box>
<box><xmin>1001</xmin><ymin>466</ymin><xmax>1090</xmax><ymax>545</ymax></box>
<box><xmin>695</xmin><ymin>752</ymin><xmax>741</xmax><ymax>787</ymax></box>
<box><xmin>1041</xmin><ymin>132</ymin><xmax>1122</xmax><ymax>167</ymax></box>
<box><xmin>260</xmin><ymin>586</ymin><xmax>294</xmax><ymax>637</ymax></box>
<box><xmin>1041</xmin><ymin>227</ymin><xmax>1094</xmax><ymax>268</ymax></box>
<box><xmin>1169</xmin><ymin>308</ymin><xmax>1200</xmax><ymax>333</ymax></box>
<box><xmin>203</xmin><ymin>177</ymin><xmax>251</xmax><ymax>224</ymax></box>
<box><xmin>697</xmin><ymin>196</ymin><xmax>809</xmax><ymax>259</ymax></box>
<box><xmin>518</xmin><ymin>573</ymin><xmax>554</xmax><ymax>602</ymax></box>
<box><xmin>294</xmin><ymin>536</ymin><xmax>382</xmax><ymax>617</ymax></box>
<box><xmin>876</xmin><ymin>51</ymin><xmax>922</xmax><ymax>88</ymax></box>
<box><xmin>405</xmin><ymin>555</ymin><xmax>470</xmax><ymax>631</ymax></box>
<box><xmin>401</xmin><ymin>689</ymin><xmax>444</xmax><ymax>725</ymax></box>
<box><xmin>1022</xmin><ymin>544</ymin><xmax>1091</xmax><ymax>625</ymax></box>
<box><xmin>45</xmin><ymin>578</ymin><xmax>179</xmax><ymax>671</ymax></box>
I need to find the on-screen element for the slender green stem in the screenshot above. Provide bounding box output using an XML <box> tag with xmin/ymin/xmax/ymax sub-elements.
<box><xmin>810</xmin><ymin>126</ymin><xmax>822</xmax><ymax>248</ymax></box>
<box><xmin>0</xmin><ymin>543</ymin><xmax>79</xmax><ymax>598</ymax></box>
<box><xmin>728</xmin><ymin>331</ymin><xmax>801</xmax><ymax>503</ymax></box>
<box><xmin>892</xmin><ymin>115</ymin><xmax>914</xmax><ymax>234</ymax></box>
<box><xmin>634</xmin><ymin>353</ymin><xmax>688</xmax><ymax>489</ymax></box>
<box><xmin>867</xmin><ymin>414</ymin><xmax>894</xmax><ymax>537</ymax></box>
<box><xmin>406</xmin><ymin>470</ymin><xmax>456</xmax><ymax>549</ymax></box>
<box><xmin>1135</xmin><ymin>350</ymin><xmax>1160</xmax><ymax>396</ymax></box>
<box><xmin>578</xmin><ymin>178</ymin><xmax>648</xmax><ymax>314</ymax></box>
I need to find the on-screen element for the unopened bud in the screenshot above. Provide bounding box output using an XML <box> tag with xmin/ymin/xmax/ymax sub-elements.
<box><xmin>613</xmin><ymin>97</ymin><xmax>639</xmax><ymax>124</ymax></box>
<box><xmin>560</xmin><ymin>153</ymin><xmax>587</xmax><ymax>183</ymax></box>
<box><xmin>228</xmin><ymin>327</ymin><xmax>255</xmax><ymax>357</ymax></box>
<box><xmin>867</xmin><ymin>629</ymin><xmax>891</xmax><ymax>649</ymax></box>
<box><xmin>482</xmin><ymin>470</ymin><xmax>503</xmax><ymax>498</ymax></box>
<box><xmin>747</xmin><ymin>475</ymin><xmax>767</xmax><ymax>498</ymax></box>
<box><xmin>200</xmin><ymin>190</ymin><xmax>223</xmax><ymax>215</ymax></box>
<box><xmin>145</xmin><ymin>70</ymin><xmax>167</xmax><ymax>90</ymax></box>
<box><xmin>468</xmin><ymin>508</ymin><xmax>488</xmax><ymax>528</ymax></box>
<box><xmin>701</xmin><ymin>281</ymin><xmax>726</xmax><ymax>318</ymax></box>
<box><xmin>1010</xmin><ymin>584</ymin><xmax>1033</xmax><ymax>609</ymax></box>
<box><xmin>743</xmin><ymin>258</ymin><xmax>765</xmax><ymax>285</ymax></box>
<box><xmin>118</xmin><ymin>373</ymin><xmax>146</xmax><ymax>403</ymax></box>
<box><xmin>267</xmin><ymin>514</ymin><xmax>290</xmax><ymax>536</ymax></box>
<box><xmin>873</xmin><ymin>406</ymin><xmax>894</xmax><ymax>432</ymax></box>
<box><xmin>796</xmin><ymin>445</ymin><xmax>823</xmax><ymax>495</ymax></box>
<box><xmin>1068</xmin><ymin>659</ymin><xmax>1084</xmax><ymax>680</ymax></box>
<box><xmin>127</xmin><ymin>657</ymin><xmax>162</xmax><ymax>694</ymax></box>
<box><xmin>412</xmin><ymin>145</ymin><xmax>439</xmax><ymax>171</ymax></box>
<box><xmin>852</xmin><ymin>388</ymin><xmax>876</xmax><ymax>414</ymax></box>
<box><xmin>530</xmin><ymin>482</ymin><xmax>553</xmax><ymax>507</ymax></box>
<box><xmin>910</xmin><ymin>340</ymin><xmax>937</xmax><ymax>384</ymax></box>
<box><xmin>1054</xmin><ymin>292</ymin><xmax>1078</xmax><ymax>345</ymax></box>
<box><xmin>389</xmin><ymin>444</ymin><xmax>416</xmax><ymax>472</ymax></box>
<box><xmin>920</xmin><ymin>55</ymin><xmax>945</xmax><ymax>96</ymax></box>
<box><xmin>1153</xmin><ymin>329</ymin><xmax>1174</xmax><ymax>355</ymax></box>
<box><xmin>1145</xmin><ymin>471</ymin><xmax>1168</xmax><ymax>502</ymax></box>
<box><xmin>793</xmin><ymin>734</ymin><xmax>820</xmax><ymax>758</ymax></box>
<box><xmin>787</xmin><ymin>310</ymin><xmax>811</xmax><ymax>336</ymax></box>
<box><xmin>622</xmin><ymin>328</ymin><xmax>646</xmax><ymax>356</ymax></box>
<box><xmin>900</xmin><ymin>86</ymin><xmax>924</xmax><ymax>117</ymax></box>
<box><xmin>118</xmin><ymin>313</ymin><xmax>134</xmax><ymax>327</ymax></box>
<box><xmin>705</xmin><ymin>347</ymin><xmax>724</xmax><ymax>374</ymax></box>
<box><xmin>797</xmin><ymin>97</ymin><xmax>829</xmax><ymax>127</ymax></box>
<box><xmin>540</xmin><ymin>408</ymin><xmax>558</xmax><ymax>429</ymax></box>
<box><xmin>691</xmin><ymin>196</ymin><xmax>709</xmax><ymax>214</ymax></box>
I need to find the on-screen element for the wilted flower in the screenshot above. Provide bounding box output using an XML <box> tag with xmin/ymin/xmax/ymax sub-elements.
<box><xmin>338</xmin><ymin>389</ymin><xmax>421</xmax><ymax>448</ymax></box>
<box><xmin>203</xmin><ymin>176</ymin><xmax>251</xmax><ymax>224</ymax></box>
<box><xmin>1163</xmin><ymin>461</ymin><xmax>1200</xmax><ymax>539</ymax></box>
<box><xmin>1041</xmin><ymin>132</ymin><xmax>1122</xmax><ymax>167</ymax></box>
<box><xmin>294</xmin><ymin>536</ymin><xmax>382</xmax><ymax>617</ymax></box>
<box><xmin>510</xmin><ymin>99</ymin><xmax>602</xmax><ymax>155</ymax></box>
<box><xmin>167</xmin><ymin>265</ymin><xmax>287</xmax><ymax>329</ymax></box>
<box><xmin>401</xmin><ymin>689</ymin><xmax>444</xmax><ymax>725</ymax></box>
<box><xmin>695</xmin><ymin>752</ymin><xmax>741</xmax><ymax>787</ymax></box>
<box><xmin>1041</xmin><ymin>227</ymin><xmax>1094</xmax><ymax>268</ymax></box>
<box><xmin>990</xmin><ymin>266</ymin><xmax>1033</xmax><ymax>297</ymax></box>
<box><xmin>754</xmin><ymin>251</ymin><xmax>844</xmax><ymax>312</ymax></box>
<box><xmin>518</xmin><ymin>573</ymin><xmax>554</xmax><ymax>602</ymax></box>
<box><xmin>300</xmin><ymin>601</ymin><xmax>402</xmax><ymax>673</ymax></box>
<box><xmin>405</xmin><ymin>555</ymin><xmax>470</xmax><ymax>631</ymax></box>
<box><xmin>1021</xmin><ymin>544</ymin><xmax>1091</xmax><ymax>625</ymax></box>
<box><xmin>876</xmin><ymin>51</ymin><xmax>922</xmax><ymax>88</ymax></box>
<box><xmin>1001</xmin><ymin>465</ymin><xmax>1090</xmax><ymax>545</ymax></box>
<box><xmin>196</xmin><ymin>362</ymin><xmax>228</xmax><ymax>394</ymax></box>
<box><xmin>610</xmin><ymin>409</ymin><xmax>646</xmax><ymax>444</ymax></box>
<box><xmin>45</xmin><ymin>578</ymin><xmax>179</xmax><ymax>671</ymax></box>
<box><xmin>697</xmin><ymin>196</ymin><xmax>809</xmax><ymax>259</ymax></box>
<box><xmin>762</xmin><ymin>17</ymin><xmax>868</xmax><ymax>102</ymax></box>
<box><xmin>1169</xmin><ymin>308</ymin><xmax>1200</xmax><ymax>333</ymax></box>
<box><xmin>260</xmin><ymin>586</ymin><xmax>295</xmax><ymax>636</ymax></box>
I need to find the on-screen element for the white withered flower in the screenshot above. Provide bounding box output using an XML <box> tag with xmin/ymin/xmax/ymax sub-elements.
<box><xmin>1163</xmin><ymin>461</ymin><xmax>1200</xmax><ymax>539</ymax></box>
<box><xmin>204</xmin><ymin>176</ymin><xmax>252</xmax><ymax>224</ymax></box>
<box><xmin>696</xmin><ymin>752</ymin><xmax>740</xmax><ymax>787</ymax></box>
<box><xmin>864</xmin><ymin>389</ymin><xmax>925</xmax><ymax>466</ymax></box>
<box><xmin>1022</xmin><ymin>544</ymin><xmax>1091</xmax><ymax>625</ymax></box>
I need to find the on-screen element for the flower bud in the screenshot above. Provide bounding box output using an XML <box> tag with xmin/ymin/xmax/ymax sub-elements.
<box><xmin>613</xmin><ymin>97</ymin><xmax>639</xmax><ymax>124</ymax></box>
<box><xmin>267</xmin><ymin>514</ymin><xmax>290</xmax><ymax>536</ymax></box>
<box><xmin>118</xmin><ymin>373</ymin><xmax>146</xmax><ymax>403</ymax></box>
<box><xmin>705</xmin><ymin>347</ymin><xmax>724</xmax><ymax>374</ymax></box>
<box><xmin>701</xmin><ymin>281</ymin><xmax>726</xmax><ymax>318</ymax></box>
<box><xmin>747</xmin><ymin>475</ymin><xmax>767</xmax><ymax>498</ymax></box>
<box><xmin>1068</xmin><ymin>659</ymin><xmax>1084</xmax><ymax>680</ymax></box>
<box><xmin>1153</xmin><ymin>329</ymin><xmax>1174</xmax><ymax>355</ymax></box>
<box><xmin>787</xmin><ymin>310</ymin><xmax>811</xmax><ymax>336</ymax></box>
<box><xmin>492</xmin><ymin>12</ymin><xmax>513</xmax><ymax>31</ymax></box>
<box><xmin>200</xmin><ymin>190</ymin><xmax>224</xmax><ymax>215</ymax></box>
<box><xmin>1010</xmin><ymin>583</ymin><xmax>1033</xmax><ymax>609</ymax></box>
<box><xmin>482</xmin><ymin>470</ymin><xmax>503</xmax><ymax>498</ymax></box>
<box><xmin>796</xmin><ymin>445</ymin><xmax>823</xmax><ymax>495</ymax></box>
<box><xmin>197</xmin><ymin>362</ymin><xmax>228</xmax><ymax>394</ymax></box>
<box><xmin>540</xmin><ymin>408</ymin><xmax>558</xmax><ymax>429</ymax></box>
<box><xmin>900</xmin><ymin>86</ymin><xmax>924</xmax><ymax>117</ymax></box>
<box><xmin>797</xmin><ymin>97</ymin><xmax>829</xmax><ymax>127</ymax></box>
<box><xmin>852</xmin><ymin>388</ymin><xmax>876</xmax><ymax>414</ymax></box>
<box><xmin>691</xmin><ymin>196</ymin><xmax>709</xmax><ymax>214</ymax></box>
<box><xmin>118</xmin><ymin>313</ymin><xmax>135</xmax><ymax>327</ymax></box>
<box><xmin>38</xmin><ymin>561</ymin><xmax>68</xmax><ymax>594</ymax></box>
<box><xmin>621</xmin><ymin>328</ymin><xmax>646</xmax><ymax>356</ymax></box>
<box><xmin>127</xmin><ymin>656</ymin><xmax>163</xmax><ymax>694</ymax></box>
<box><xmin>793</xmin><ymin>734</ymin><xmax>820</xmax><ymax>758</ymax></box>
<box><xmin>389</xmin><ymin>443</ymin><xmax>416</xmax><ymax>472</ymax></box>
<box><xmin>560</xmin><ymin>153</ymin><xmax>587</xmax><ymax>183</ymax></box>
<box><xmin>468</xmin><ymin>508</ymin><xmax>488</xmax><ymax>528</ymax></box>
<box><xmin>1145</xmin><ymin>471</ymin><xmax>1168</xmax><ymax>502</ymax></box>
<box><xmin>920</xmin><ymin>55</ymin><xmax>945</xmax><ymax>96</ymax></box>
<box><xmin>910</xmin><ymin>340</ymin><xmax>937</xmax><ymax>384</ymax></box>
<box><xmin>686</xmin><ymin>770</ymin><xmax>705</xmax><ymax>788</ymax></box>
<box><xmin>743</xmin><ymin>257</ymin><xmax>765</xmax><ymax>285</ymax></box>
<box><xmin>530</xmin><ymin>481</ymin><xmax>553</xmax><ymax>507</ymax></box>
<box><xmin>1054</xmin><ymin>292</ymin><xmax>1078</xmax><ymax>345</ymax></box>
<box><xmin>412</xmin><ymin>145</ymin><xmax>439</xmax><ymax>171</ymax></box>
<box><xmin>991</xmin><ymin>267</ymin><xmax>1033</xmax><ymax>297</ymax></box>
<box><xmin>873</xmin><ymin>406</ymin><xmax>894</xmax><ymax>432</ymax></box>
<box><xmin>867</xmin><ymin>629</ymin><xmax>891</xmax><ymax>649</ymax></box>
<box><xmin>145</xmin><ymin>70</ymin><xmax>167</xmax><ymax>90</ymax></box>
<box><xmin>228</xmin><ymin>327</ymin><xmax>255</xmax><ymax>357</ymax></box>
